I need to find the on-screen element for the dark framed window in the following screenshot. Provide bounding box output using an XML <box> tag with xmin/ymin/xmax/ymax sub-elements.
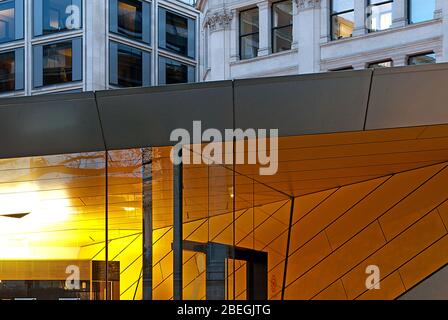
<box><xmin>158</xmin><ymin>56</ymin><xmax>195</xmax><ymax>85</ymax></box>
<box><xmin>239</xmin><ymin>8</ymin><xmax>259</xmax><ymax>60</ymax></box>
<box><xmin>367</xmin><ymin>0</ymin><xmax>393</xmax><ymax>32</ymax></box>
<box><xmin>408</xmin><ymin>0</ymin><xmax>436</xmax><ymax>24</ymax></box>
<box><xmin>408</xmin><ymin>52</ymin><xmax>436</xmax><ymax>65</ymax></box>
<box><xmin>0</xmin><ymin>48</ymin><xmax>24</xmax><ymax>93</ymax></box>
<box><xmin>109</xmin><ymin>0</ymin><xmax>150</xmax><ymax>44</ymax></box>
<box><xmin>33</xmin><ymin>38</ymin><xmax>82</xmax><ymax>88</ymax></box>
<box><xmin>330</xmin><ymin>66</ymin><xmax>354</xmax><ymax>71</ymax></box>
<box><xmin>109</xmin><ymin>41</ymin><xmax>151</xmax><ymax>87</ymax></box>
<box><xmin>368</xmin><ymin>59</ymin><xmax>393</xmax><ymax>68</ymax></box>
<box><xmin>272</xmin><ymin>0</ymin><xmax>292</xmax><ymax>53</ymax></box>
<box><xmin>159</xmin><ymin>8</ymin><xmax>195</xmax><ymax>59</ymax></box>
<box><xmin>0</xmin><ymin>0</ymin><xmax>24</xmax><ymax>44</ymax></box>
<box><xmin>331</xmin><ymin>0</ymin><xmax>354</xmax><ymax>40</ymax></box>
<box><xmin>33</xmin><ymin>0</ymin><xmax>82</xmax><ymax>37</ymax></box>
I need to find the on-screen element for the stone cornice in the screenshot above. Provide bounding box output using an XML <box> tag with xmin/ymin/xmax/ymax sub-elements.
<box><xmin>294</xmin><ymin>0</ymin><xmax>321</xmax><ymax>11</ymax></box>
<box><xmin>204</xmin><ymin>9</ymin><xmax>233</xmax><ymax>32</ymax></box>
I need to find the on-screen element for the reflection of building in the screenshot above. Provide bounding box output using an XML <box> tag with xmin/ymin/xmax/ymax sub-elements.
<box><xmin>199</xmin><ymin>0</ymin><xmax>445</xmax><ymax>79</ymax></box>
<box><xmin>0</xmin><ymin>63</ymin><xmax>448</xmax><ymax>300</ymax></box>
<box><xmin>0</xmin><ymin>0</ymin><xmax>199</xmax><ymax>97</ymax></box>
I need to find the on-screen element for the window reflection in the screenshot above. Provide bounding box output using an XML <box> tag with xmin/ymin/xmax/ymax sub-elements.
<box><xmin>368</xmin><ymin>60</ymin><xmax>393</xmax><ymax>68</ymax></box>
<box><xmin>0</xmin><ymin>0</ymin><xmax>15</xmax><ymax>44</ymax></box>
<box><xmin>42</xmin><ymin>41</ymin><xmax>73</xmax><ymax>86</ymax></box>
<box><xmin>409</xmin><ymin>0</ymin><xmax>436</xmax><ymax>24</ymax></box>
<box><xmin>117</xmin><ymin>0</ymin><xmax>143</xmax><ymax>40</ymax></box>
<box><xmin>368</xmin><ymin>0</ymin><xmax>392</xmax><ymax>32</ymax></box>
<box><xmin>0</xmin><ymin>51</ymin><xmax>15</xmax><ymax>92</ymax></box>
<box><xmin>42</xmin><ymin>0</ymin><xmax>81</xmax><ymax>35</ymax></box>
<box><xmin>117</xmin><ymin>44</ymin><xmax>143</xmax><ymax>87</ymax></box>
<box><xmin>159</xmin><ymin>56</ymin><xmax>194</xmax><ymax>85</ymax></box>
<box><xmin>408</xmin><ymin>52</ymin><xmax>436</xmax><ymax>65</ymax></box>
<box><xmin>331</xmin><ymin>0</ymin><xmax>354</xmax><ymax>40</ymax></box>
<box><xmin>272</xmin><ymin>1</ymin><xmax>293</xmax><ymax>53</ymax></box>
<box><xmin>165</xmin><ymin>11</ymin><xmax>189</xmax><ymax>57</ymax></box>
<box><xmin>240</xmin><ymin>8</ymin><xmax>259</xmax><ymax>59</ymax></box>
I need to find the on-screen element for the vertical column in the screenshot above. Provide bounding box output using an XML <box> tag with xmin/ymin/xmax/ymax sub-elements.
<box><xmin>440</xmin><ymin>0</ymin><xmax>448</xmax><ymax>62</ymax></box>
<box><xmin>292</xmin><ymin>0</ymin><xmax>300</xmax><ymax>50</ymax></box>
<box><xmin>84</xmin><ymin>0</ymin><xmax>107</xmax><ymax>91</ymax></box>
<box><xmin>257</xmin><ymin>1</ymin><xmax>271</xmax><ymax>57</ymax></box>
<box><xmin>353</xmin><ymin>0</ymin><xmax>367</xmax><ymax>36</ymax></box>
<box><xmin>297</xmin><ymin>0</ymin><xmax>321</xmax><ymax>74</ymax></box>
<box><xmin>392</xmin><ymin>0</ymin><xmax>406</xmax><ymax>28</ymax></box>
<box><xmin>229</xmin><ymin>9</ymin><xmax>239</xmax><ymax>63</ymax></box>
<box><xmin>173</xmin><ymin>149</ymin><xmax>183</xmax><ymax>300</ymax></box>
<box><xmin>205</xmin><ymin>9</ymin><xmax>233</xmax><ymax>80</ymax></box>
<box><xmin>142</xmin><ymin>148</ymin><xmax>153</xmax><ymax>300</ymax></box>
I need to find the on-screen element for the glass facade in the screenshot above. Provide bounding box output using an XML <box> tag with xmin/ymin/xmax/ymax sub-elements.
<box><xmin>33</xmin><ymin>38</ymin><xmax>82</xmax><ymax>88</ymax></box>
<box><xmin>158</xmin><ymin>56</ymin><xmax>195</xmax><ymax>85</ymax></box>
<box><xmin>368</xmin><ymin>0</ymin><xmax>392</xmax><ymax>32</ymax></box>
<box><xmin>272</xmin><ymin>1</ymin><xmax>293</xmax><ymax>53</ymax></box>
<box><xmin>408</xmin><ymin>52</ymin><xmax>436</xmax><ymax>65</ymax></box>
<box><xmin>409</xmin><ymin>0</ymin><xmax>436</xmax><ymax>24</ymax></box>
<box><xmin>159</xmin><ymin>8</ymin><xmax>195</xmax><ymax>59</ymax></box>
<box><xmin>0</xmin><ymin>48</ymin><xmax>23</xmax><ymax>93</ymax></box>
<box><xmin>331</xmin><ymin>0</ymin><xmax>354</xmax><ymax>40</ymax></box>
<box><xmin>109</xmin><ymin>42</ymin><xmax>151</xmax><ymax>87</ymax></box>
<box><xmin>110</xmin><ymin>0</ymin><xmax>151</xmax><ymax>44</ymax></box>
<box><xmin>0</xmin><ymin>0</ymin><xmax>23</xmax><ymax>44</ymax></box>
<box><xmin>33</xmin><ymin>0</ymin><xmax>82</xmax><ymax>37</ymax></box>
<box><xmin>240</xmin><ymin>8</ymin><xmax>259</xmax><ymax>60</ymax></box>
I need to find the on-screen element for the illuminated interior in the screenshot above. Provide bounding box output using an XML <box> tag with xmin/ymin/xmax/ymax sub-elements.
<box><xmin>1</xmin><ymin>124</ymin><xmax>448</xmax><ymax>300</ymax></box>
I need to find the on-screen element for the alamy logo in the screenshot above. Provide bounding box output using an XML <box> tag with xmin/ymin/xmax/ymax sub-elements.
<box><xmin>65</xmin><ymin>265</ymin><xmax>80</xmax><ymax>290</ymax></box>
<box><xmin>65</xmin><ymin>5</ymin><xmax>81</xmax><ymax>30</ymax></box>
<box><xmin>170</xmin><ymin>121</ymin><xmax>279</xmax><ymax>175</ymax></box>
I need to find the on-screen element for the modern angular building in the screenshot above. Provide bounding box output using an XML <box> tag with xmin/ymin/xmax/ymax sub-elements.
<box><xmin>0</xmin><ymin>62</ymin><xmax>447</xmax><ymax>300</ymax></box>
<box><xmin>0</xmin><ymin>0</ymin><xmax>199</xmax><ymax>97</ymax></box>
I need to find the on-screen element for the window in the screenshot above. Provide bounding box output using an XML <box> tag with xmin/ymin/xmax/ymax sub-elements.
<box><xmin>158</xmin><ymin>56</ymin><xmax>195</xmax><ymax>85</ymax></box>
<box><xmin>159</xmin><ymin>8</ymin><xmax>195</xmax><ymax>59</ymax></box>
<box><xmin>368</xmin><ymin>0</ymin><xmax>393</xmax><ymax>32</ymax></box>
<box><xmin>331</xmin><ymin>0</ymin><xmax>354</xmax><ymax>40</ymax></box>
<box><xmin>408</xmin><ymin>52</ymin><xmax>436</xmax><ymax>65</ymax></box>
<box><xmin>272</xmin><ymin>1</ymin><xmax>293</xmax><ymax>53</ymax></box>
<box><xmin>109</xmin><ymin>0</ymin><xmax>150</xmax><ymax>44</ymax></box>
<box><xmin>409</xmin><ymin>0</ymin><xmax>436</xmax><ymax>24</ymax></box>
<box><xmin>368</xmin><ymin>60</ymin><xmax>393</xmax><ymax>68</ymax></box>
<box><xmin>330</xmin><ymin>66</ymin><xmax>354</xmax><ymax>71</ymax></box>
<box><xmin>33</xmin><ymin>39</ymin><xmax>82</xmax><ymax>88</ymax></box>
<box><xmin>0</xmin><ymin>0</ymin><xmax>23</xmax><ymax>44</ymax></box>
<box><xmin>0</xmin><ymin>48</ymin><xmax>24</xmax><ymax>93</ymax></box>
<box><xmin>240</xmin><ymin>8</ymin><xmax>259</xmax><ymax>59</ymax></box>
<box><xmin>110</xmin><ymin>42</ymin><xmax>150</xmax><ymax>87</ymax></box>
<box><xmin>33</xmin><ymin>0</ymin><xmax>82</xmax><ymax>37</ymax></box>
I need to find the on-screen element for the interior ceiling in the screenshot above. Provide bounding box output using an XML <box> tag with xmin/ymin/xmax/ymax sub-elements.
<box><xmin>0</xmin><ymin>124</ymin><xmax>448</xmax><ymax>258</ymax></box>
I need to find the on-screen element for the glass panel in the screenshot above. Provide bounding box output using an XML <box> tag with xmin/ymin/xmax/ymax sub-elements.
<box><xmin>42</xmin><ymin>0</ymin><xmax>81</xmax><ymax>35</ymax></box>
<box><xmin>0</xmin><ymin>51</ymin><xmax>15</xmax><ymax>92</ymax></box>
<box><xmin>42</xmin><ymin>41</ymin><xmax>73</xmax><ymax>86</ymax></box>
<box><xmin>331</xmin><ymin>11</ymin><xmax>354</xmax><ymax>40</ymax></box>
<box><xmin>273</xmin><ymin>25</ymin><xmax>292</xmax><ymax>53</ymax></box>
<box><xmin>165</xmin><ymin>11</ymin><xmax>189</xmax><ymax>57</ymax></box>
<box><xmin>272</xmin><ymin>1</ymin><xmax>292</xmax><ymax>28</ymax></box>
<box><xmin>331</xmin><ymin>0</ymin><xmax>354</xmax><ymax>14</ymax></box>
<box><xmin>117</xmin><ymin>0</ymin><xmax>142</xmax><ymax>40</ymax></box>
<box><xmin>408</xmin><ymin>52</ymin><xmax>436</xmax><ymax>65</ymax></box>
<box><xmin>0</xmin><ymin>0</ymin><xmax>15</xmax><ymax>44</ymax></box>
<box><xmin>0</xmin><ymin>152</ymin><xmax>107</xmax><ymax>300</ymax></box>
<box><xmin>240</xmin><ymin>34</ymin><xmax>259</xmax><ymax>60</ymax></box>
<box><xmin>240</xmin><ymin>8</ymin><xmax>259</xmax><ymax>35</ymax></box>
<box><xmin>369</xmin><ymin>2</ymin><xmax>392</xmax><ymax>32</ymax></box>
<box><xmin>117</xmin><ymin>43</ymin><xmax>143</xmax><ymax>87</ymax></box>
<box><xmin>368</xmin><ymin>60</ymin><xmax>393</xmax><ymax>68</ymax></box>
<box><xmin>409</xmin><ymin>0</ymin><xmax>436</xmax><ymax>24</ymax></box>
<box><xmin>160</xmin><ymin>57</ymin><xmax>193</xmax><ymax>85</ymax></box>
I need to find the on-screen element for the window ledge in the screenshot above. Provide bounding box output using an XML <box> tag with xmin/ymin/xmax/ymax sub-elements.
<box><xmin>230</xmin><ymin>48</ymin><xmax>298</xmax><ymax>66</ymax></box>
